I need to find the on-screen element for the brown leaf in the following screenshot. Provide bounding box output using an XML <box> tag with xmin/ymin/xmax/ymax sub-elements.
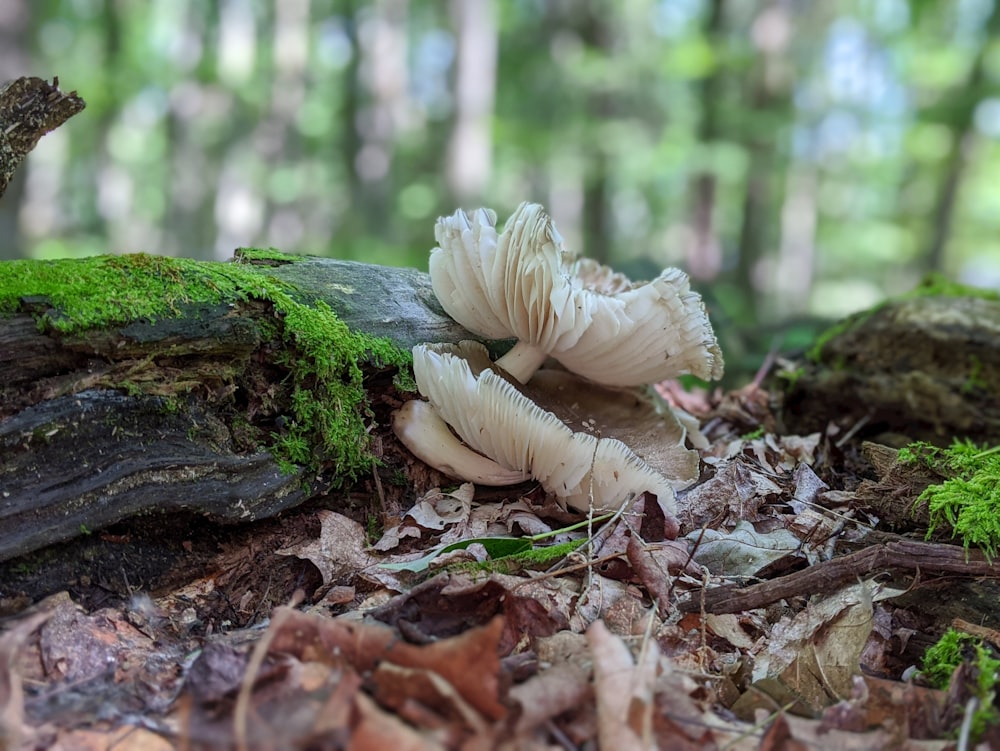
<box><xmin>276</xmin><ymin>510</ymin><xmax>410</xmax><ymax>592</ymax></box>
<box><xmin>0</xmin><ymin>607</ymin><xmax>54</xmax><ymax>750</ymax></box>
<box><xmin>267</xmin><ymin>608</ymin><xmax>507</xmax><ymax>721</ymax></box>
<box><xmin>351</xmin><ymin>691</ymin><xmax>445</xmax><ymax>751</ymax></box>
<box><xmin>588</xmin><ymin>619</ymin><xmax>658</xmax><ymax>751</ymax></box>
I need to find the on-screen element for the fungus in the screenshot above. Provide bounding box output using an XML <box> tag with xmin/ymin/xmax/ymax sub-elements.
<box><xmin>430</xmin><ymin>202</ymin><xmax>724</xmax><ymax>385</ymax></box>
<box><xmin>392</xmin><ymin>399</ymin><xmax>529</xmax><ymax>486</ymax></box>
<box><xmin>392</xmin><ymin>341</ymin><xmax>690</xmax><ymax>514</ymax></box>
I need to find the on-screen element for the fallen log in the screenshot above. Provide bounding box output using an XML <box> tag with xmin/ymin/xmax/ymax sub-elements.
<box><xmin>0</xmin><ymin>250</ymin><xmax>478</xmax><ymax>562</ymax></box>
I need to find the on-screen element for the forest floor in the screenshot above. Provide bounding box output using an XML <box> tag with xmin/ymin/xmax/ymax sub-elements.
<box><xmin>2</xmin><ymin>372</ymin><xmax>997</xmax><ymax>751</ymax></box>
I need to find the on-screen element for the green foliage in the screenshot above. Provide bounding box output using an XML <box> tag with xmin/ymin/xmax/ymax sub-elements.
<box><xmin>921</xmin><ymin>628</ymin><xmax>1000</xmax><ymax>739</ymax></box>
<box><xmin>900</xmin><ymin>439</ymin><xmax>1000</xmax><ymax>557</ymax></box>
<box><xmin>775</xmin><ymin>365</ymin><xmax>804</xmax><ymax>390</ymax></box>
<box><xmin>13</xmin><ymin>2</ymin><xmax>1000</xmax><ymax>379</ymax></box>
<box><xmin>901</xmin><ymin>273</ymin><xmax>1000</xmax><ymax>302</ymax></box>
<box><xmin>380</xmin><ymin>512</ymin><xmax>613</xmax><ymax>574</ymax></box>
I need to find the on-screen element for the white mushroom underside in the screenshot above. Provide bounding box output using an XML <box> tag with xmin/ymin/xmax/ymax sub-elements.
<box><xmin>430</xmin><ymin>203</ymin><xmax>723</xmax><ymax>387</ymax></box>
<box><xmin>392</xmin><ymin>400</ymin><xmax>530</xmax><ymax>486</ymax></box>
<box><xmin>411</xmin><ymin>342</ymin><xmax>678</xmax><ymax>514</ymax></box>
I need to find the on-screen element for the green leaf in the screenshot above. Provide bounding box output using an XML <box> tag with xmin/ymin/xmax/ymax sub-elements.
<box><xmin>379</xmin><ymin>536</ymin><xmax>532</xmax><ymax>573</ymax></box>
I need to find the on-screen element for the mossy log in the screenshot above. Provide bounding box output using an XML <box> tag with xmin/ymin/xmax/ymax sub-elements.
<box><xmin>0</xmin><ymin>251</ymin><xmax>478</xmax><ymax>563</ymax></box>
<box><xmin>780</xmin><ymin>293</ymin><xmax>1000</xmax><ymax>444</ymax></box>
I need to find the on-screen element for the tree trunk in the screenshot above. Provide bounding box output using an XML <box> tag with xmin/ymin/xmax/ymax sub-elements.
<box><xmin>685</xmin><ymin>0</ymin><xmax>726</xmax><ymax>282</ymax></box>
<box><xmin>922</xmin><ymin>0</ymin><xmax>1000</xmax><ymax>272</ymax></box>
<box><xmin>445</xmin><ymin>0</ymin><xmax>498</xmax><ymax>204</ymax></box>
<box><xmin>0</xmin><ymin>251</ymin><xmax>479</xmax><ymax>562</ymax></box>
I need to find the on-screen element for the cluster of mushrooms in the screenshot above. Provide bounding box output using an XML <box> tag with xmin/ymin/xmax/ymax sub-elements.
<box><xmin>392</xmin><ymin>202</ymin><xmax>723</xmax><ymax>523</ymax></box>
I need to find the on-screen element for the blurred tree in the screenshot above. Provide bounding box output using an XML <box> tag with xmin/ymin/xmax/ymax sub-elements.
<box><xmin>445</xmin><ymin>0</ymin><xmax>497</xmax><ymax>205</ymax></box>
<box><xmin>685</xmin><ymin>0</ymin><xmax>725</xmax><ymax>282</ymax></box>
<box><xmin>922</xmin><ymin>0</ymin><xmax>1000</xmax><ymax>273</ymax></box>
<box><xmin>1</xmin><ymin>0</ymin><xmax>998</xmax><ymax>363</ymax></box>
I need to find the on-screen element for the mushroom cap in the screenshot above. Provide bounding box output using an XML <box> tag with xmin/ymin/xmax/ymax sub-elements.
<box><xmin>411</xmin><ymin>341</ymin><xmax>682</xmax><ymax>514</ymax></box>
<box><xmin>430</xmin><ymin>202</ymin><xmax>724</xmax><ymax>387</ymax></box>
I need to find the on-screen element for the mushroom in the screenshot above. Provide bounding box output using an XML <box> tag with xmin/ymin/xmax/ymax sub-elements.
<box><xmin>430</xmin><ymin>202</ymin><xmax>724</xmax><ymax>386</ymax></box>
<box><xmin>392</xmin><ymin>341</ymin><xmax>686</xmax><ymax>514</ymax></box>
<box><xmin>392</xmin><ymin>399</ymin><xmax>529</xmax><ymax>486</ymax></box>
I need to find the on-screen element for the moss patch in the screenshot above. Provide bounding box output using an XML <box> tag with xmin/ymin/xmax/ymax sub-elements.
<box><xmin>921</xmin><ymin>628</ymin><xmax>1000</xmax><ymax>739</ymax></box>
<box><xmin>0</xmin><ymin>249</ymin><xmax>410</xmax><ymax>483</ymax></box>
<box><xmin>899</xmin><ymin>439</ymin><xmax>1000</xmax><ymax>558</ymax></box>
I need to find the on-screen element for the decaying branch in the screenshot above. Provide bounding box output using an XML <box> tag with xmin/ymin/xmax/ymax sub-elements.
<box><xmin>0</xmin><ymin>76</ymin><xmax>86</xmax><ymax>197</ymax></box>
<box><xmin>677</xmin><ymin>537</ymin><xmax>1000</xmax><ymax>614</ymax></box>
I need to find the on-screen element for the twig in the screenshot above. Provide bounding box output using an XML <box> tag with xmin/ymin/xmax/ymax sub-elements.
<box><xmin>677</xmin><ymin>537</ymin><xmax>1000</xmax><ymax>614</ymax></box>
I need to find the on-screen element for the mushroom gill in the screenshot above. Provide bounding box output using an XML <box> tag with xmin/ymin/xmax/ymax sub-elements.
<box><xmin>393</xmin><ymin>341</ymin><xmax>693</xmax><ymax>515</ymax></box>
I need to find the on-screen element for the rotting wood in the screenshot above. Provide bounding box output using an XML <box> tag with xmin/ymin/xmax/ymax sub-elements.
<box><xmin>0</xmin><ymin>253</ymin><xmax>485</xmax><ymax>562</ymax></box>
<box><xmin>0</xmin><ymin>77</ymin><xmax>85</xmax><ymax>197</ymax></box>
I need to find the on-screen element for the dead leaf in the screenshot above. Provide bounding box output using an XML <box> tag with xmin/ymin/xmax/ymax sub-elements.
<box><xmin>507</xmin><ymin>661</ymin><xmax>592</xmax><ymax>736</ymax></box>
<box><xmin>687</xmin><ymin>519</ymin><xmax>801</xmax><ymax>577</ymax></box>
<box><xmin>351</xmin><ymin>691</ymin><xmax>445</xmax><ymax>751</ymax></box>
<box><xmin>276</xmin><ymin>510</ymin><xmax>410</xmax><ymax>592</ymax></box>
<box><xmin>404</xmin><ymin>484</ymin><xmax>475</xmax><ymax>531</ymax></box>
<box><xmin>371</xmin><ymin>661</ymin><xmax>493</xmax><ymax>741</ymax></box>
<box><xmin>744</xmin><ymin>579</ymin><xmax>907</xmax><ymax>718</ymax></box>
<box><xmin>266</xmin><ymin>607</ymin><xmax>507</xmax><ymax>721</ymax></box>
<box><xmin>588</xmin><ymin>619</ymin><xmax>659</xmax><ymax>751</ymax></box>
<box><xmin>789</xmin><ymin>463</ymin><xmax>829</xmax><ymax>512</ymax></box>
<box><xmin>679</xmin><ymin>460</ymin><xmax>783</xmax><ymax>528</ymax></box>
<box><xmin>0</xmin><ymin>607</ymin><xmax>54</xmax><ymax>750</ymax></box>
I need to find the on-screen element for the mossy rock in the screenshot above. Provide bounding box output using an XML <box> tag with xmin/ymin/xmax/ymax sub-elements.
<box><xmin>781</xmin><ymin>293</ymin><xmax>1000</xmax><ymax>444</ymax></box>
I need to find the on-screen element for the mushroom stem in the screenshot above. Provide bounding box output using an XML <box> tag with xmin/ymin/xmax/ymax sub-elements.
<box><xmin>391</xmin><ymin>400</ymin><xmax>530</xmax><ymax>485</ymax></box>
<box><xmin>495</xmin><ymin>341</ymin><xmax>549</xmax><ymax>383</ymax></box>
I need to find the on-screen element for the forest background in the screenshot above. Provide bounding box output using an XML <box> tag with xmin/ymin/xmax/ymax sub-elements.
<box><xmin>3</xmin><ymin>0</ymin><xmax>1000</xmax><ymax>380</ymax></box>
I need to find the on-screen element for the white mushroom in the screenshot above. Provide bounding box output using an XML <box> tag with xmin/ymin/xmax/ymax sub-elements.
<box><xmin>430</xmin><ymin>203</ymin><xmax>724</xmax><ymax>386</ymax></box>
<box><xmin>393</xmin><ymin>341</ymin><xmax>683</xmax><ymax>515</ymax></box>
<box><xmin>392</xmin><ymin>400</ymin><xmax>529</xmax><ymax>486</ymax></box>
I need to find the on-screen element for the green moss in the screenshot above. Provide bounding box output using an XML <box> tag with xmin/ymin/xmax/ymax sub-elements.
<box><xmin>807</xmin><ymin>315</ymin><xmax>860</xmax><ymax>363</ymax></box>
<box><xmin>233</xmin><ymin>247</ymin><xmax>303</xmax><ymax>265</ymax></box>
<box><xmin>901</xmin><ymin>272</ymin><xmax>1000</xmax><ymax>302</ymax></box>
<box><xmin>776</xmin><ymin>365</ymin><xmax>804</xmax><ymax>390</ymax></box>
<box><xmin>1</xmin><ymin>253</ymin><xmax>240</xmax><ymax>331</ymax></box>
<box><xmin>392</xmin><ymin>368</ymin><xmax>418</xmax><ymax>394</ymax></box>
<box><xmin>0</xmin><ymin>250</ymin><xmax>410</xmax><ymax>484</ymax></box>
<box><xmin>498</xmin><ymin>538</ymin><xmax>586</xmax><ymax>570</ymax></box>
<box><xmin>962</xmin><ymin>355</ymin><xmax>987</xmax><ymax>395</ymax></box>
<box><xmin>446</xmin><ymin>538</ymin><xmax>587</xmax><ymax>576</ymax></box>
<box><xmin>806</xmin><ymin>273</ymin><xmax>999</xmax><ymax>363</ymax></box>
<box><xmin>921</xmin><ymin>628</ymin><xmax>1000</xmax><ymax>739</ymax></box>
<box><xmin>900</xmin><ymin>439</ymin><xmax>1000</xmax><ymax>557</ymax></box>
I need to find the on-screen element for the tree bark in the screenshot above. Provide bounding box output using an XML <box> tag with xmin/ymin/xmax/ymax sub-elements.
<box><xmin>0</xmin><ymin>252</ymin><xmax>480</xmax><ymax>562</ymax></box>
